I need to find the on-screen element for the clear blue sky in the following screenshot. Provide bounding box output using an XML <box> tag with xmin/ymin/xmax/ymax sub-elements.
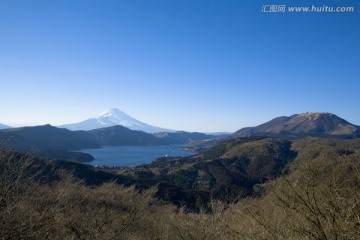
<box><xmin>1</xmin><ymin>0</ymin><xmax>359</xmax><ymax>132</ymax></box>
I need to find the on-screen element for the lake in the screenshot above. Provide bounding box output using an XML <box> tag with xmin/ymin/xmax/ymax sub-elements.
<box><xmin>80</xmin><ymin>144</ymin><xmax>194</xmax><ymax>167</ymax></box>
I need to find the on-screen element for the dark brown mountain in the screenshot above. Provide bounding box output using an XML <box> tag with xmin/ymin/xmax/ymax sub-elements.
<box><xmin>234</xmin><ymin>112</ymin><xmax>360</xmax><ymax>139</ymax></box>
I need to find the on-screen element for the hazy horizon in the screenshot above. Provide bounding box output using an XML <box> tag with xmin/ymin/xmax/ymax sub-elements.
<box><xmin>1</xmin><ymin>1</ymin><xmax>359</xmax><ymax>132</ymax></box>
<box><xmin>2</xmin><ymin>108</ymin><xmax>360</xmax><ymax>134</ymax></box>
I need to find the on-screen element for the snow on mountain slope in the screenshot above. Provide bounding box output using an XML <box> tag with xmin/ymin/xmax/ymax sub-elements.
<box><xmin>0</xmin><ymin>123</ymin><xmax>12</xmax><ymax>129</ymax></box>
<box><xmin>59</xmin><ymin>108</ymin><xmax>174</xmax><ymax>133</ymax></box>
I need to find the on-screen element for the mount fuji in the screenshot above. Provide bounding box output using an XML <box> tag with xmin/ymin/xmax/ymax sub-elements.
<box><xmin>59</xmin><ymin>108</ymin><xmax>174</xmax><ymax>133</ymax></box>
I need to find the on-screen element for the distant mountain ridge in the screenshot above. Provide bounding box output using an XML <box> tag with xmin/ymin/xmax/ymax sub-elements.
<box><xmin>88</xmin><ymin>125</ymin><xmax>214</xmax><ymax>146</ymax></box>
<box><xmin>2</xmin><ymin>111</ymin><xmax>359</xmax><ymax>163</ymax></box>
<box><xmin>0</xmin><ymin>124</ymin><xmax>99</xmax><ymax>151</ymax></box>
<box><xmin>0</xmin><ymin>123</ymin><xmax>11</xmax><ymax>129</ymax></box>
<box><xmin>154</xmin><ymin>131</ymin><xmax>214</xmax><ymax>144</ymax></box>
<box><xmin>0</xmin><ymin>124</ymin><xmax>214</xmax><ymax>151</ymax></box>
<box><xmin>0</xmin><ymin>125</ymin><xmax>99</xmax><ymax>162</ymax></box>
<box><xmin>0</xmin><ymin>124</ymin><xmax>215</xmax><ymax>162</ymax></box>
<box><xmin>60</xmin><ymin>108</ymin><xmax>174</xmax><ymax>133</ymax></box>
<box><xmin>89</xmin><ymin>125</ymin><xmax>166</xmax><ymax>146</ymax></box>
<box><xmin>184</xmin><ymin>112</ymin><xmax>360</xmax><ymax>153</ymax></box>
<box><xmin>234</xmin><ymin>112</ymin><xmax>360</xmax><ymax>139</ymax></box>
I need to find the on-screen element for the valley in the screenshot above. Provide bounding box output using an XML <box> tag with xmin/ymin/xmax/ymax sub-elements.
<box><xmin>1</xmin><ymin>111</ymin><xmax>360</xmax><ymax>239</ymax></box>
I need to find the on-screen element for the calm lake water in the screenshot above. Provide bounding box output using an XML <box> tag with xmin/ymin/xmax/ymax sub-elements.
<box><xmin>81</xmin><ymin>144</ymin><xmax>193</xmax><ymax>167</ymax></box>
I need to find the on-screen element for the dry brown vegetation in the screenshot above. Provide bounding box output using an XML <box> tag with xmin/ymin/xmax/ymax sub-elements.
<box><xmin>1</xmin><ymin>138</ymin><xmax>360</xmax><ymax>239</ymax></box>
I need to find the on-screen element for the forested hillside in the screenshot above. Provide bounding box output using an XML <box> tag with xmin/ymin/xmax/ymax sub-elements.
<box><xmin>1</xmin><ymin>137</ymin><xmax>359</xmax><ymax>239</ymax></box>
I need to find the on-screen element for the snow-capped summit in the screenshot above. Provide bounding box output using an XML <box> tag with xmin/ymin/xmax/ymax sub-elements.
<box><xmin>95</xmin><ymin>108</ymin><xmax>139</xmax><ymax>124</ymax></box>
<box><xmin>59</xmin><ymin>108</ymin><xmax>174</xmax><ymax>133</ymax></box>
